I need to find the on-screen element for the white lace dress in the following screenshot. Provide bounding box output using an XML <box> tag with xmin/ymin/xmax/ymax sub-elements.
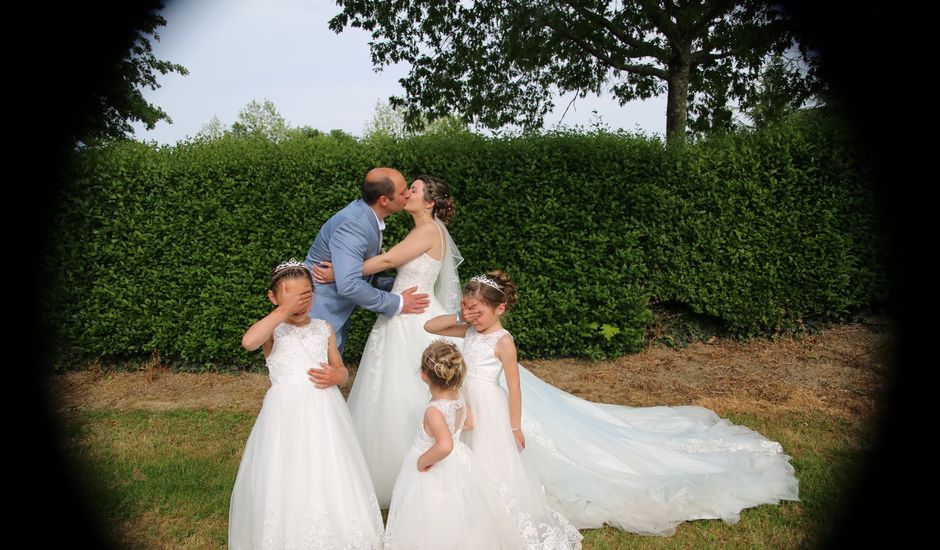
<box><xmin>346</xmin><ymin>251</ymin><xmax>461</xmax><ymax>507</ymax></box>
<box><xmin>461</xmin><ymin>328</ymin><xmax>584</xmax><ymax>549</ymax></box>
<box><xmin>228</xmin><ymin>320</ymin><xmax>384</xmax><ymax>549</ymax></box>
<box><xmin>384</xmin><ymin>398</ymin><xmax>524</xmax><ymax>549</ymax></box>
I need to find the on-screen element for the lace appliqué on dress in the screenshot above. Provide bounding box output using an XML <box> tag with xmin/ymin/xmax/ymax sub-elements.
<box><xmin>363</xmin><ymin>317</ymin><xmax>390</xmax><ymax>403</ymax></box>
<box><xmin>261</xmin><ymin>501</ymin><xmax>384</xmax><ymax>550</ymax></box>
<box><xmin>492</xmin><ymin>478</ymin><xmax>583</xmax><ymax>550</ymax></box>
<box><xmin>522</xmin><ymin>415</ymin><xmax>580</xmax><ymax>467</ymax></box>
<box><xmin>658</xmin><ymin>436</ymin><xmax>784</xmax><ymax>454</ymax></box>
<box><xmin>268</xmin><ymin>320</ymin><xmax>331</xmax><ymax>385</ymax></box>
<box><xmin>428</xmin><ymin>398</ymin><xmax>465</xmax><ymax>433</ymax></box>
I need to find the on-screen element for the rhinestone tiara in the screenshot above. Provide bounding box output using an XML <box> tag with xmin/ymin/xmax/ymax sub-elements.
<box><xmin>470</xmin><ymin>274</ymin><xmax>503</xmax><ymax>292</ymax></box>
<box><xmin>274</xmin><ymin>258</ymin><xmax>307</xmax><ymax>273</ymax></box>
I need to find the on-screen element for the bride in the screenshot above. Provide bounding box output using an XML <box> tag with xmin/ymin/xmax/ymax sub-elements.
<box><xmin>314</xmin><ymin>174</ymin><xmax>462</xmax><ymax>508</ymax></box>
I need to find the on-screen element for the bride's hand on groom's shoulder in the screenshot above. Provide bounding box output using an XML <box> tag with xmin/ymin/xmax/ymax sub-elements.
<box><xmin>312</xmin><ymin>261</ymin><xmax>334</xmax><ymax>284</ymax></box>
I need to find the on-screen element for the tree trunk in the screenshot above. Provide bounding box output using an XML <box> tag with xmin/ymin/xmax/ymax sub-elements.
<box><xmin>666</xmin><ymin>59</ymin><xmax>691</xmax><ymax>145</ymax></box>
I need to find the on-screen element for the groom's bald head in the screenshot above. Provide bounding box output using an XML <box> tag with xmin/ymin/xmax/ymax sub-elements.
<box><xmin>362</xmin><ymin>167</ymin><xmax>407</xmax><ymax>207</ymax></box>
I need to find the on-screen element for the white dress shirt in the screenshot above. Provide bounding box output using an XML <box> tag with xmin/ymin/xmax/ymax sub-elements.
<box><xmin>371</xmin><ymin>208</ymin><xmax>404</xmax><ymax>315</ymax></box>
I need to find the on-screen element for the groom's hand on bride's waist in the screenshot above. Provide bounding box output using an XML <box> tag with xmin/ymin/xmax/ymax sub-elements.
<box><xmin>400</xmin><ymin>286</ymin><xmax>430</xmax><ymax>315</ymax></box>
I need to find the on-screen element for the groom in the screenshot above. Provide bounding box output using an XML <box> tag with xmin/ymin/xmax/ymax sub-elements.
<box><xmin>304</xmin><ymin>167</ymin><xmax>430</xmax><ymax>387</ymax></box>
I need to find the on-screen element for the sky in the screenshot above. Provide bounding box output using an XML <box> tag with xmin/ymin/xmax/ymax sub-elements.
<box><xmin>131</xmin><ymin>0</ymin><xmax>668</xmax><ymax>144</ymax></box>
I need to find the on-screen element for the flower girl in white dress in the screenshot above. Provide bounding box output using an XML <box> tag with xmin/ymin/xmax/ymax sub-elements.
<box><xmin>425</xmin><ymin>272</ymin><xmax>583</xmax><ymax>549</ymax></box>
<box><xmin>426</xmin><ymin>270</ymin><xmax>799</xmax><ymax>537</ymax></box>
<box><xmin>228</xmin><ymin>260</ymin><xmax>384</xmax><ymax>549</ymax></box>
<box><xmin>384</xmin><ymin>340</ymin><xmax>523</xmax><ymax>549</ymax></box>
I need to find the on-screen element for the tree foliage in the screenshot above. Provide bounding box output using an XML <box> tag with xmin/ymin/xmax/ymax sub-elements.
<box><xmin>363</xmin><ymin>100</ymin><xmax>472</xmax><ymax>140</ymax></box>
<box><xmin>230</xmin><ymin>99</ymin><xmax>293</xmax><ymax>142</ymax></box>
<box><xmin>80</xmin><ymin>2</ymin><xmax>188</xmax><ymax>144</ymax></box>
<box><xmin>330</xmin><ymin>0</ymin><xmax>821</xmax><ymax>142</ymax></box>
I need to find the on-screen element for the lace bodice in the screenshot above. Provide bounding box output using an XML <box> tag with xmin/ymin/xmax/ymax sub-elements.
<box><xmin>390</xmin><ymin>252</ymin><xmax>442</xmax><ymax>296</ymax></box>
<box><xmin>266</xmin><ymin>320</ymin><xmax>331</xmax><ymax>385</ymax></box>
<box><xmin>462</xmin><ymin>327</ymin><xmax>512</xmax><ymax>384</ymax></box>
<box><xmin>413</xmin><ymin>398</ymin><xmax>466</xmax><ymax>453</ymax></box>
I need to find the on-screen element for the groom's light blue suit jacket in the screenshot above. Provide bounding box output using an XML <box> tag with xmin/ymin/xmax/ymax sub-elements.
<box><xmin>305</xmin><ymin>199</ymin><xmax>398</xmax><ymax>352</ymax></box>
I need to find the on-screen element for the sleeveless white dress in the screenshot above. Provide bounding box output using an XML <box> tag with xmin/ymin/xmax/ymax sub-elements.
<box><xmin>461</xmin><ymin>327</ymin><xmax>584</xmax><ymax>549</ymax></box>
<box><xmin>384</xmin><ymin>397</ymin><xmax>524</xmax><ymax>549</ymax></box>
<box><xmin>228</xmin><ymin>320</ymin><xmax>384</xmax><ymax>549</ymax></box>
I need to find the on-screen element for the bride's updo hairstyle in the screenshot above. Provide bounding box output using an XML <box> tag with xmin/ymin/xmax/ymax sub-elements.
<box><xmin>421</xmin><ymin>340</ymin><xmax>466</xmax><ymax>390</ymax></box>
<box><xmin>269</xmin><ymin>259</ymin><xmax>313</xmax><ymax>294</ymax></box>
<box><xmin>463</xmin><ymin>270</ymin><xmax>518</xmax><ymax>311</ymax></box>
<box><xmin>414</xmin><ymin>174</ymin><xmax>456</xmax><ymax>224</ymax></box>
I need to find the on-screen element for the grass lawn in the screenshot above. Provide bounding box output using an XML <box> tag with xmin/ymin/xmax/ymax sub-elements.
<box><xmin>57</xmin><ymin>407</ymin><xmax>876</xmax><ymax>549</ymax></box>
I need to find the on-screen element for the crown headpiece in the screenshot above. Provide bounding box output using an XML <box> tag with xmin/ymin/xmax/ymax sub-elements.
<box><xmin>274</xmin><ymin>258</ymin><xmax>308</xmax><ymax>273</ymax></box>
<box><xmin>470</xmin><ymin>274</ymin><xmax>504</xmax><ymax>293</ymax></box>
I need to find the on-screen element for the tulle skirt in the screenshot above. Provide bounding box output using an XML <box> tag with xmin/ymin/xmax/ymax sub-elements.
<box><xmin>513</xmin><ymin>364</ymin><xmax>800</xmax><ymax>535</ymax></box>
<box><xmin>462</xmin><ymin>377</ymin><xmax>584</xmax><ymax>549</ymax></box>
<box><xmin>228</xmin><ymin>383</ymin><xmax>384</xmax><ymax>549</ymax></box>
<box><xmin>384</xmin><ymin>441</ymin><xmax>524</xmax><ymax>549</ymax></box>
<box><xmin>346</xmin><ymin>303</ymin><xmax>460</xmax><ymax>507</ymax></box>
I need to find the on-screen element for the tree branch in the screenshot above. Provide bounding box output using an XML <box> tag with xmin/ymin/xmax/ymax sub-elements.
<box><xmin>663</xmin><ymin>0</ymin><xmax>680</xmax><ymax>18</ymax></box>
<box><xmin>687</xmin><ymin>0</ymin><xmax>734</xmax><ymax>37</ymax></box>
<box><xmin>617</xmin><ymin>62</ymin><xmax>671</xmax><ymax>79</ymax></box>
<box><xmin>558</xmin><ymin>91</ymin><xmax>580</xmax><ymax>123</ymax></box>
<box><xmin>636</xmin><ymin>0</ymin><xmax>681</xmax><ymax>48</ymax></box>
<box><xmin>543</xmin><ymin>17</ymin><xmax>669</xmax><ymax>79</ymax></box>
<box><xmin>691</xmin><ymin>48</ymin><xmax>736</xmax><ymax>65</ymax></box>
<box><xmin>560</xmin><ymin>0</ymin><xmax>669</xmax><ymax>61</ymax></box>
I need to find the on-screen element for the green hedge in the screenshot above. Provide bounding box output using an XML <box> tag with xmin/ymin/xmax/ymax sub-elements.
<box><xmin>45</xmin><ymin>114</ymin><xmax>887</xmax><ymax>369</ymax></box>
<box><xmin>644</xmin><ymin>114</ymin><xmax>889</xmax><ymax>334</ymax></box>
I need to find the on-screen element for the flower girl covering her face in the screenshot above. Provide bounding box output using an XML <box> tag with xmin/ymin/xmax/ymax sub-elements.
<box><xmin>228</xmin><ymin>260</ymin><xmax>384</xmax><ymax>549</ymax></box>
<box><xmin>425</xmin><ymin>271</ymin><xmax>583</xmax><ymax>549</ymax></box>
<box><xmin>427</xmin><ymin>269</ymin><xmax>799</xmax><ymax>537</ymax></box>
<box><xmin>383</xmin><ymin>340</ymin><xmax>523</xmax><ymax>550</ymax></box>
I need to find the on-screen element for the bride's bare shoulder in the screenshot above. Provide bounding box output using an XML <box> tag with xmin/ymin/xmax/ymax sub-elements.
<box><xmin>410</xmin><ymin>221</ymin><xmax>440</xmax><ymax>242</ymax></box>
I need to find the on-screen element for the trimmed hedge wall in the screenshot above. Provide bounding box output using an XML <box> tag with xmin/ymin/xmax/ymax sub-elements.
<box><xmin>46</xmin><ymin>113</ymin><xmax>887</xmax><ymax>369</ymax></box>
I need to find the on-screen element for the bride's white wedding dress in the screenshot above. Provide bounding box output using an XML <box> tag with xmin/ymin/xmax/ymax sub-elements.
<box><xmin>354</xmin><ymin>251</ymin><xmax>799</xmax><ymax>534</ymax></box>
<box><xmin>347</xmin><ymin>222</ymin><xmax>462</xmax><ymax>507</ymax></box>
<box><xmin>511</xmin><ymin>348</ymin><xmax>799</xmax><ymax>535</ymax></box>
